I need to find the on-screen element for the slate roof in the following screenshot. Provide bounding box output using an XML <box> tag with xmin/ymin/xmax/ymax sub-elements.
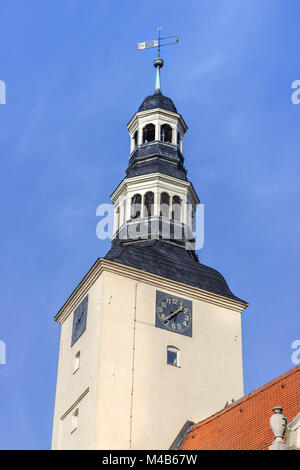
<box><xmin>179</xmin><ymin>365</ymin><xmax>300</xmax><ymax>450</ymax></box>
<box><xmin>105</xmin><ymin>240</ymin><xmax>246</xmax><ymax>303</ymax></box>
<box><xmin>126</xmin><ymin>141</ymin><xmax>187</xmax><ymax>181</ymax></box>
<box><xmin>138</xmin><ymin>91</ymin><xmax>178</xmax><ymax>114</ymax></box>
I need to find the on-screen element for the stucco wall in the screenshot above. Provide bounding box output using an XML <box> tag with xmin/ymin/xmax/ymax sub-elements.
<box><xmin>52</xmin><ymin>261</ymin><xmax>244</xmax><ymax>450</ymax></box>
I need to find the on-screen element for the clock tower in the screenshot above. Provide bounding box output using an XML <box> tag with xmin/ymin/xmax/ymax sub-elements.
<box><xmin>51</xmin><ymin>53</ymin><xmax>248</xmax><ymax>450</ymax></box>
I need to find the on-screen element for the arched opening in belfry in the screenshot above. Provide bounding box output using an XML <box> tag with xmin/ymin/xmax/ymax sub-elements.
<box><xmin>144</xmin><ymin>192</ymin><xmax>154</xmax><ymax>218</ymax></box>
<box><xmin>142</xmin><ymin>124</ymin><xmax>155</xmax><ymax>143</ymax></box>
<box><xmin>130</xmin><ymin>194</ymin><xmax>142</xmax><ymax>219</ymax></box>
<box><xmin>116</xmin><ymin>206</ymin><xmax>120</xmax><ymax>231</ymax></box>
<box><xmin>171</xmin><ymin>195</ymin><xmax>181</xmax><ymax>221</ymax></box>
<box><xmin>133</xmin><ymin>130</ymin><xmax>138</xmax><ymax>148</ymax></box>
<box><xmin>161</xmin><ymin>124</ymin><xmax>172</xmax><ymax>143</ymax></box>
<box><xmin>160</xmin><ymin>192</ymin><xmax>170</xmax><ymax>218</ymax></box>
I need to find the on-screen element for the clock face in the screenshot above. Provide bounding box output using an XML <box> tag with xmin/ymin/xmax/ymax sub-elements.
<box><xmin>71</xmin><ymin>295</ymin><xmax>88</xmax><ymax>346</ymax></box>
<box><xmin>155</xmin><ymin>291</ymin><xmax>192</xmax><ymax>337</ymax></box>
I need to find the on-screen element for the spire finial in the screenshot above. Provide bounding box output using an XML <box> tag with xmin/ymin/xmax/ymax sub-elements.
<box><xmin>153</xmin><ymin>27</ymin><xmax>163</xmax><ymax>93</ymax></box>
<box><xmin>137</xmin><ymin>29</ymin><xmax>179</xmax><ymax>94</ymax></box>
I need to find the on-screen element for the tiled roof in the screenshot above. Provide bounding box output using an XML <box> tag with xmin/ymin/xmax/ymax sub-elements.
<box><xmin>180</xmin><ymin>365</ymin><xmax>300</xmax><ymax>450</ymax></box>
<box><xmin>126</xmin><ymin>141</ymin><xmax>187</xmax><ymax>181</ymax></box>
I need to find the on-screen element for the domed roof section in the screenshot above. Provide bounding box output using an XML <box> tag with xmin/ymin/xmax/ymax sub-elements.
<box><xmin>138</xmin><ymin>91</ymin><xmax>177</xmax><ymax>114</ymax></box>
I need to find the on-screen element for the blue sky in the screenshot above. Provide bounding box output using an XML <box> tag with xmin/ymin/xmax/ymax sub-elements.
<box><xmin>0</xmin><ymin>0</ymin><xmax>299</xmax><ymax>450</ymax></box>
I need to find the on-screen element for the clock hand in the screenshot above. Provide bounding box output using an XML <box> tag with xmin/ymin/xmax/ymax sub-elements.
<box><xmin>164</xmin><ymin>305</ymin><xmax>183</xmax><ymax>322</ymax></box>
<box><xmin>76</xmin><ymin>311</ymin><xmax>84</xmax><ymax>326</ymax></box>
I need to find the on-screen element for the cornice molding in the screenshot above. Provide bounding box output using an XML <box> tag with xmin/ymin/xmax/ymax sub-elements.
<box><xmin>54</xmin><ymin>258</ymin><xmax>248</xmax><ymax>325</ymax></box>
<box><xmin>111</xmin><ymin>172</ymin><xmax>199</xmax><ymax>204</ymax></box>
<box><xmin>127</xmin><ymin>108</ymin><xmax>188</xmax><ymax>133</ymax></box>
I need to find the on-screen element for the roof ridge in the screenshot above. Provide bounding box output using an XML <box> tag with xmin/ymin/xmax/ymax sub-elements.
<box><xmin>188</xmin><ymin>364</ymin><xmax>300</xmax><ymax>434</ymax></box>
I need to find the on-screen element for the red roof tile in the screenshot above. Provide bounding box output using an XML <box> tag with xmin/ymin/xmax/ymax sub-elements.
<box><xmin>180</xmin><ymin>365</ymin><xmax>300</xmax><ymax>450</ymax></box>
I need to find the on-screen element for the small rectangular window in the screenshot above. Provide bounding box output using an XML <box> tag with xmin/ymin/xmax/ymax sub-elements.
<box><xmin>167</xmin><ymin>346</ymin><xmax>180</xmax><ymax>367</ymax></box>
<box><xmin>73</xmin><ymin>351</ymin><xmax>80</xmax><ymax>374</ymax></box>
<box><xmin>71</xmin><ymin>408</ymin><xmax>78</xmax><ymax>433</ymax></box>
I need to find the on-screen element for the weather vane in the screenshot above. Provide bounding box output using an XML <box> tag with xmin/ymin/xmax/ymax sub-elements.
<box><xmin>137</xmin><ymin>27</ymin><xmax>179</xmax><ymax>93</ymax></box>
